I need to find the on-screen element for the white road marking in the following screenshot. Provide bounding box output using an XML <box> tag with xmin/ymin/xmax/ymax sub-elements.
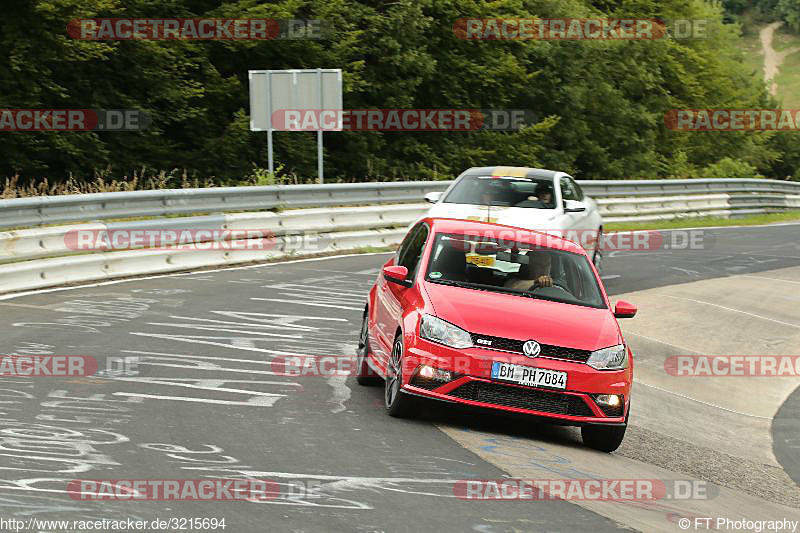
<box><xmin>251</xmin><ymin>297</ymin><xmax>362</xmax><ymax>311</ymax></box>
<box><xmin>625</xmin><ymin>331</ymin><xmax>704</xmax><ymax>355</ymax></box>
<box><xmin>0</xmin><ymin>251</ymin><xmax>393</xmax><ymax>302</ymax></box>
<box><xmin>122</xmin><ymin>349</ymin><xmax>294</xmax><ymax>365</ymax></box>
<box><xmin>665</xmin><ymin>295</ymin><xmax>800</xmax><ymax>329</ymax></box>
<box><xmin>160</xmin><ymin>315</ymin><xmax>327</xmax><ymax>331</ymax></box>
<box><xmin>145</xmin><ymin>322</ymin><xmax>302</xmax><ymax>338</ymax></box>
<box><xmin>113</xmin><ymin>393</ymin><xmax>281</xmax><ymax>406</ymax></box>
<box><xmin>327</xmin><ymin>343</ymin><xmax>354</xmax><ymax>414</ymax></box>
<box><xmin>634</xmin><ymin>381</ymin><xmax>772</xmax><ymax>419</ymax></box>
<box><xmin>129</xmin><ymin>332</ymin><xmax>299</xmax><ymax>356</ymax></box>
<box><xmin>741</xmin><ymin>275</ymin><xmax>800</xmax><ymax>284</ymax></box>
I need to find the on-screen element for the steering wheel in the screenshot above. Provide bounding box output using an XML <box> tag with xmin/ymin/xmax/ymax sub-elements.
<box><xmin>530</xmin><ymin>278</ymin><xmax>571</xmax><ymax>294</ymax></box>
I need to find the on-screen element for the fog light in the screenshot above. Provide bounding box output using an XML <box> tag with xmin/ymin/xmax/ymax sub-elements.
<box><xmin>416</xmin><ymin>365</ymin><xmax>452</xmax><ymax>382</ymax></box>
<box><xmin>595</xmin><ymin>394</ymin><xmax>621</xmax><ymax>407</ymax></box>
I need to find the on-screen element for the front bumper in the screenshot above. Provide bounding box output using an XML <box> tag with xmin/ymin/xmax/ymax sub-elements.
<box><xmin>403</xmin><ymin>338</ymin><xmax>631</xmax><ymax>424</ymax></box>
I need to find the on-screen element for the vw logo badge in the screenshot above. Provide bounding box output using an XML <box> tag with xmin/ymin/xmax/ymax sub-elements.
<box><xmin>522</xmin><ymin>340</ymin><xmax>541</xmax><ymax>358</ymax></box>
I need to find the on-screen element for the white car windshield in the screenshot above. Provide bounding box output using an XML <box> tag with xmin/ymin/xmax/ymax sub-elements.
<box><xmin>425</xmin><ymin>233</ymin><xmax>606</xmax><ymax>309</ymax></box>
<box><xmin>442</xmin><ymin>176</ymin><xmax>556</xmax><ymax>209</ymax></box>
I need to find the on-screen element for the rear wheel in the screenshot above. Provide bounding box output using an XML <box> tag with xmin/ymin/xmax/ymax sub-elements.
<box><xmin>356</xmin><ymin>309</ymin><xmax>382</xmax><ymax>386</ymax></box>
<box><xmin>384</xmin><ymin>336</ymin><xmax>416</xmax><ymax>418</ymax></box>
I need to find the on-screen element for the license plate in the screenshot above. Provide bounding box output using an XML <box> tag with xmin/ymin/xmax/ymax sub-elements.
<box><xmin>466</xmin><ymin>254</ymin><xmax>495</xmax><ymax>267</ymax></box>
<box><xmin>491</xmin><ymin>362</ymin><xmax>567</xmax><ymax>390</ymax></box>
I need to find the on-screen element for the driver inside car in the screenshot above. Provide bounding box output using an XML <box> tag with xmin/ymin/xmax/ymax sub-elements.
<box><xmin>534</xmin><ymin>182</ymin><xmax>555</xmax><ymax>207</ymax></box>
<box><xmin>504</xmin><ymin>251</ymin><xmax>553</xmax><ymax>291</ymax></box>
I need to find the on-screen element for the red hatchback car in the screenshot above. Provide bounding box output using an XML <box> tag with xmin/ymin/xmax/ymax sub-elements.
<box><xmin>356</xmin><ymin>218</ymin><xmax>637</xmax><ymax>452</ymax></box>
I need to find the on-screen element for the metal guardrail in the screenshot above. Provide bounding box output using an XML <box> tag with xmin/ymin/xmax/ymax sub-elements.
<box><xmin>1</xmin><ymin>177</ymin><xmax>799</xmax><ymax>295</ymax></box>
<box><xmin>0</xmin><ymin>182</ymin><xmax>448</xmax><ymax>229</ymax></box>
<box><xmin>2</xmin><ymin>178</ymin><xmax>799</xmax><ymax>229</ymax></box>
<box><xmin>580</xmin><ymin>178</ymin><xmax>800</xmax><ymax>198</ymax></box>
<box><xmin>0</xmin><ymin>204</ymin><xmax>428</xmax><ymax>264</ymax></box>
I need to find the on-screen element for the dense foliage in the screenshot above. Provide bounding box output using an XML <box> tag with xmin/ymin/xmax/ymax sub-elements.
<box><xmin>1</xmin><ymin>0</ymin><xmax>799</xmax><ymax>185</ymax></box>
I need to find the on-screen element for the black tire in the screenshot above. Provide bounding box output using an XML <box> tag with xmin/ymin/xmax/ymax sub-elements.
<box><xmin>384</xmin><ymin>336</ymin><xmax>416</xmax><ymax>418</ymax></box>
<box><xmin>581</xmin><ymin>423</ymin><xmax>626</xmax><ymax>452</ymax></box>
<box><xmin>592</xmin><ymin>227</ymin><xmax>604</xmax><ymax>273</ymax></box>
<box><xmin>356</xmin><ymin>309</ymin><xmax>382</xmax><ymax>386</ymax></box>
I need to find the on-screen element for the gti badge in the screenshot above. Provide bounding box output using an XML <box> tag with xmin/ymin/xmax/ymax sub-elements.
<box><xmin>522</xmin><ymin>340</ymin><xmax>541</xmax><ymax>358</ymax></box>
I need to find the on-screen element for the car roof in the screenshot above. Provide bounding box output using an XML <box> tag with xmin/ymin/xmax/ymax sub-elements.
<box><xmin>422</xmin><ymin>217</ymin><xmax>587</xmax><ymax>255</ymax></box>
<box><xmin>459</xmin><ymin>166</ymin><xmax>562</xmax><ymax>180</ymax></box>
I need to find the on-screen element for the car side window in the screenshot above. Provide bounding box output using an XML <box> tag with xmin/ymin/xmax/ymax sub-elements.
<box><xmin>570</xmin><ymin>178</ymin><xmax>585</xmax><ymax>201</ymax></box>
<box><xmin>397</xmin><ymin>223</ymin><xmax>429</xmax><ymax>281</ymax></box>
<box><xmin>560</xmin><ymin>177</ymin><xmax>579</xmax><ymax>201</ymax></box>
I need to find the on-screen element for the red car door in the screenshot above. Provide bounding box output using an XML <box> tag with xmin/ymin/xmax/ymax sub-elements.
<box><xmin>373</xmin><ymin>222</ymin><xmax>429</xmax><ymax>372</ymax></box>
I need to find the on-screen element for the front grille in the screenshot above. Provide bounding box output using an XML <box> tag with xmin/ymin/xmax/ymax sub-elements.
<box><xmin>448</xmin><ymin>381</ymin><xmax>595</xmax><ymax>417</ymax></box>
<box><xmin>600</xmin><ymin>404</ymin><xmax>625</xmax><ymax>417</ymax></box>
<box><xmin>470</xmin><ymin>333</ymin><xmax>592</xmax><ymax>363</ymax></box>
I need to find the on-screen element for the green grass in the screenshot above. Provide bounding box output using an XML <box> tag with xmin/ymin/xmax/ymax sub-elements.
<box><xmin>605</xmin><ymin>210</ymin><xmax>800</xmax><ymax>231</ymax></box>
<box><xmin>774</xmin><ymin>43</ymin><xmax>800</xmax><ymax>109</ymax></box>
<box><xmin>773</xmin><ymin>23</ymin><xmax>800</xmax><ymax>52</ymax></box>
<box><xmin>739</xmin><ymin>25</ymin><xmax>764</xmax><ymax>80</ymax></box>
<box><xmin>737</xmin><ymin>18</ymin><xmax>800</xmax><ymax>108</ymax></box>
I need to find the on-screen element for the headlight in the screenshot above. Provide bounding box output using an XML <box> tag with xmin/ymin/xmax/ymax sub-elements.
<box><xmin>586</xmin><ymin>344</ymin><xmax>628</xmax><ymax>370</ymax></box>
<box><xmin>419</xmin><ymin>315</ymin><xmax>473</xmax><ymax>349</ymax></box>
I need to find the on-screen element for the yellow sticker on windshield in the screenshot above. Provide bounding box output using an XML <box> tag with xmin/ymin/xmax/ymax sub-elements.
<box><xmin>466</xmin><ymin>216</ymin><xmax>498</xmax><ymax>223</ymax></box>
<box><xmin>466</xmin><ymin>254</ymin><xmax>495</xmax><ymax>267</ymax></box>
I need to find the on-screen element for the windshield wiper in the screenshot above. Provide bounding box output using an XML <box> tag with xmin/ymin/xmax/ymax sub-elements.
<box><xmin>426</xmin><ymin>278</ymin><xmax>466</xmax><ymax>287</ymax></box>
<box><xmin>429</xmin><ymin>278</ymin><xmax>538</xmax><ymax>297</ymax></box>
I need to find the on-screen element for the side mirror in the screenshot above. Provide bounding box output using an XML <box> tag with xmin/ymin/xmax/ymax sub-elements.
<box><xmin>424</xmin><ymin>191</ymin><xmax>443</xmax><ymax>204</ymax></box>
<box><xmin>383</xmin><ymin>265</ymin><xmax>410</xmax><ymax>286</ymax></box>
<box><xmin>563</xmin><ymin>199</ymin><xmax>587</xmax><ymax>213</ymax></box>
<box><xmin>614</xmin><ymin>300</ymin><xmax>637</xmax><ymax>319</ymax></box>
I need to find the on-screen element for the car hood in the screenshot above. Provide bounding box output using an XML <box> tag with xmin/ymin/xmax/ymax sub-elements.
<box><xmin>423</xmin><ymin>282</ymin><xmax>621</xmax><ymax>351</ymax></box>
<box><xmin>426</xmin><ymin>203</ymin><xmax>560</xmax><ymax>229</ymax></box>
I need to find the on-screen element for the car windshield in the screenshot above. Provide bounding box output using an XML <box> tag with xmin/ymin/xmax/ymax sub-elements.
<box><xmin>425</xmin><ymin>232</ymin><xmax>606</xmax><ymax>308</ymax></box>
<box><xmin>442</xmin><ymin>175</ymin><xmax>556</xmax><ymax>209</ymax></box>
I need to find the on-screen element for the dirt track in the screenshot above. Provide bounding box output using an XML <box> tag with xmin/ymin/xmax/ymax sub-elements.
<box><xmin>760</xmin><ymin>21</ymin><xmax>800</xmax><ymax>96</ymax></box>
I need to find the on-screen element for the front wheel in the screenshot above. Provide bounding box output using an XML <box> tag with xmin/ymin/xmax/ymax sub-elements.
<box><xmin>581</xmin><ymin>423</ymin><xmax>626</xmax><ymax>452</ymax></box>
<box><xmin>384</xmin><ymin>337</ymin><xmax>416</xmax><ymax>418</ymax></box>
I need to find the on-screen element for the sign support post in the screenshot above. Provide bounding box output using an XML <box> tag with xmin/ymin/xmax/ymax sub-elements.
<box><xmin>249</xmin><ymin>68</ymin><xmax>342</xmax><ymax>184</ymax></box>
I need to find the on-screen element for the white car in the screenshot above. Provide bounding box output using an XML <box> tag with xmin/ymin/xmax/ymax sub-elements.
<box><xmin>423</xmin><ymin>166</ymin><xmax>604</xmax><ymax>269</ymax></box>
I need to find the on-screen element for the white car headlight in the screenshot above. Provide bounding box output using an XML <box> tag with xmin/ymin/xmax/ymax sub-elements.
<box><xmin>587</xmin><ymin>344</ymin><xmax>628</xmax><ymax>370</ymax></box>
<box><xmin>419</xmin><ymin>315</ymin><xmax>473</xmax><ymax>349</ymax></box>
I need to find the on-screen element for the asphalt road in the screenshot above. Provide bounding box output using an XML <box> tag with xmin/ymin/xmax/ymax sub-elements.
<box><xmin>0</xmin><ymin>223</ymin><xmax>798</xmax><ymax>532</ymax></box>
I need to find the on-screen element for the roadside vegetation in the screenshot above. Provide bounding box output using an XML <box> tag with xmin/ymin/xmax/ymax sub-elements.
<box><xmin>3</xmin><ymin>0</ymin><xmax>800</xmax><ymax>188</ymax></box>
<box><xmin>606</xmin><ymin>210</ymin><xmax>800</xmax><ymax>231</ymax></box>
